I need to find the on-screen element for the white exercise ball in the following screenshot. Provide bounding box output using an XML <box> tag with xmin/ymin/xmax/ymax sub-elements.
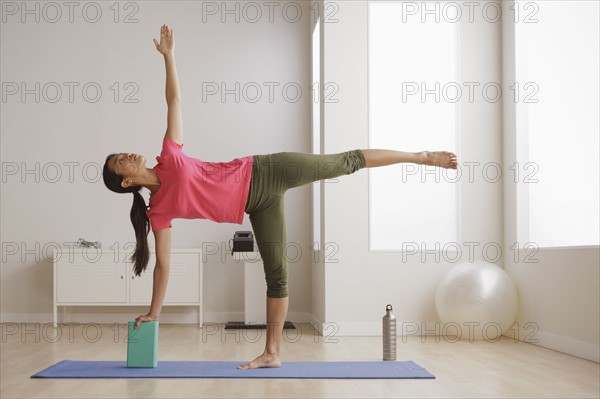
<box><xmin>435</xmin><ymin>261</ymin><xmax>518</xmax><ymax>341</ymax></box>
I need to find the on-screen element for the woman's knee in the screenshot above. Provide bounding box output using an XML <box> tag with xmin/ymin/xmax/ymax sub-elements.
<box><xmin>343</xmin><ymin>149</ymin><xmax>367</xmax><ymax>173</ymax></box>
<box><xmin>260</xmin><ymin>259</ymin><xmax>289</xmax><ymax>297</ymax></box>
<box><xmin>264</xmin><ymin>260</ymin><xmax>288</xmax><ymax>298</ymax></box>
<box><xmin>266</xmin><ymin>282</ymin><xmax>288</xmax><ymax>298</ymax></box>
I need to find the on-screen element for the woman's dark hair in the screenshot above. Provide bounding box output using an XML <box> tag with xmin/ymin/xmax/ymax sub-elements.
<box><xmin>102</xmin><ymin>154</ymin><xmax>150</xmax><ymax>277</ymax></box>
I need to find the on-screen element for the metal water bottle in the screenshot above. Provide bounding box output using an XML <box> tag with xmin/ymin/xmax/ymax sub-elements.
<box><xmin>383</xmin><ymin>304</ymin><xmax>397</xmax><ymax>361</ymax></box>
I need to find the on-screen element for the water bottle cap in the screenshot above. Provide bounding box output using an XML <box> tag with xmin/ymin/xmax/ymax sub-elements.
<box><xmin>386</xmin><ymin>304</ymin><xmax>393</xmax><ymax>311</ymax></box>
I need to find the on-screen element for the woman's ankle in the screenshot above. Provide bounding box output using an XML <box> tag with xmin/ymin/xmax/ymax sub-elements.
<box><xmin>264</xmin><ymin>345</ymin><xmax>280</xmax><ymax>356</ymax></box>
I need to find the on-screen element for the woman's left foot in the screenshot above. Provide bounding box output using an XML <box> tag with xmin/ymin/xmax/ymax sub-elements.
<box><xmin>422</xmin><ymin>151</ymin><xmax>458</xmax><ymax>169</ymax></box>
<box><xmin>238</xmin><ymin>352</ymin><xmax>281</xmax><ymax>369</ymax></box>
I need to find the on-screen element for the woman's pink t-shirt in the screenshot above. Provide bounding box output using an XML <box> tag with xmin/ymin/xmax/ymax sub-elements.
<box><xmin>146</xmin><ymin>138</ymin><xmax>253</xmax><ymax>232</ymax></box>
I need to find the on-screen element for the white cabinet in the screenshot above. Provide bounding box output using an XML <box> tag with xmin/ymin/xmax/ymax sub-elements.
<box><xmin>56</xmin><ymin>257</ymin><xmax>127</xmax><ymax>303</ymax></box>
<box><xmin>53</xmin><ymin>248</ymin><xmax>202</xmax><ymax>327</ymax></box>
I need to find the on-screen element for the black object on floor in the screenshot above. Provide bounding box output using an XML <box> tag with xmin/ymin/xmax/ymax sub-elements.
<box><xmin>224</xmin><ymin>321</ymin><xmax>296</xmax><ymax>330</ymax></box>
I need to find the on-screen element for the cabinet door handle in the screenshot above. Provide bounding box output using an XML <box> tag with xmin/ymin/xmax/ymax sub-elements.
<box><xmin>121</xmin><ymin>276</ymin><xmax>124</xmax><ymax>279</ymax></box>
<box><xmin>131</xmin><ymin>276</ymin><xmax>134</xmax><ymax>279</ymax></box>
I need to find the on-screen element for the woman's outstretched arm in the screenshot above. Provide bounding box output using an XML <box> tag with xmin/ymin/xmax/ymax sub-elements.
<box><xmin>153</xmin><ymin>24</ymin><xmax>183</xmax><ymax>145</ymax></box>
<box><xmin>134</xmin><ymin>228</ymin><xmax>171</xmax><ymax>330</ymax></box>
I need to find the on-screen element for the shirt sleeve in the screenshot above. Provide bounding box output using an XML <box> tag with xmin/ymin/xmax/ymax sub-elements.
<box><xmin>147</xmin><ymin>211</ymin><xmax>172</xmax><ymax>232</ymax></box>
<box><xmin>160</xmin><ymin>137</ymin><xmax>184</xmax><ymax>157</ymax></box>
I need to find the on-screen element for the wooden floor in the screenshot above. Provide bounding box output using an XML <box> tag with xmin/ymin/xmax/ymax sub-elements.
<box><xmin>1</xmin><ymin>323</ymin><xmax>598</xmax><ymax>398</ymax></box>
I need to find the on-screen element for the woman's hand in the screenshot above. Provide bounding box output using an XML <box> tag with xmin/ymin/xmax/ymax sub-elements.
<box><xmin>153</xmin><ymin>24</ymin><xmax>174</xmax><ymax>56</ymax></box>
<box><xmin>134</xmin><ymin>313</ymin><xmax>157</xmax><ymax>330</ymax></box>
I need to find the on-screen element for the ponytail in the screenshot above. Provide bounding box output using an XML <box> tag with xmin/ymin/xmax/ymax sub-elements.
<box><xmin>103</xmin><ymin>154</ymin><xmax>150</xmax><ymax>277</ymax></box>
<box><xmin>130</xmin><ymin>190</ymin><xmax>150</xmax><ymax>277</ymax></box>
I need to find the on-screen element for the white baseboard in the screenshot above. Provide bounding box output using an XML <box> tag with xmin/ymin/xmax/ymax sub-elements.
<box><xmin>507</xmin><ymin>324</ymin><xmax>600</xmax><ymax>363</ymax></box>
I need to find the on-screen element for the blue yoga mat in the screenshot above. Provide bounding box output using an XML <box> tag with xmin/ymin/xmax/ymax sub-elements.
<box><xmin>31</xmin><ymin>360</ymin><xmax>435</xmax><ymax>379</ymax></box>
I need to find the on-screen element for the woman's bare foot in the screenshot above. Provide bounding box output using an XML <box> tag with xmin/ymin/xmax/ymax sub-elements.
<box><xmin>238</xmin><ymin>352</ymin><xmax>281</xmax><ymax>370</ymax></box>
<box><xmin>422</xmin><ymin>151</ymin><xmax>458</xmax><ymax>169</ymax></box>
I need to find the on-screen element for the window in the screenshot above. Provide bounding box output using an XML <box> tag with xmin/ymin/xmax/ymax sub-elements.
<box><xmin>515</xmin><ymin>0</ymin><xmax>599</xmax><ymax>247</ymax></box>
<box><xmin>368</xmin><ymin>1</ymin><xmax>458</xmax><ymax>251</ymax></box>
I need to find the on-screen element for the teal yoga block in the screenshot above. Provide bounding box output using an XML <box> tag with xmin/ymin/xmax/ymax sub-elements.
<box><xmin>127</xmin><ymin>320</ymin><xmax>159</xmax><ymax>368</ymax></box>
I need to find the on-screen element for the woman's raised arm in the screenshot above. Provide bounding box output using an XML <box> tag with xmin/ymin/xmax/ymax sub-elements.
<box><xmin>153</xmin><ymin>24</ymin><xmax>183</xmax><ymax>145</ymax></box>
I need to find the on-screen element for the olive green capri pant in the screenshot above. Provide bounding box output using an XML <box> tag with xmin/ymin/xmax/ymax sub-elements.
<box><xmin>243</xmin><ymin>150</ymin><xmax>367</xmax><ymax>298</ymax></box>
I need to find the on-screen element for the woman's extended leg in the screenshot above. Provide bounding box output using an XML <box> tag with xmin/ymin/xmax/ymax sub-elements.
<box><xmin>361</xmin><ymin>149</ymin><xmax>457</xmax><ymax>169</ymax></box>
<box><xmin>263</xmin><ymin>148</ymin><xmax>457</xmax><ymax>194</ymax></box>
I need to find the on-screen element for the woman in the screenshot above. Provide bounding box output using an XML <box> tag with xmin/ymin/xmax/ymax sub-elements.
<box><xmin>103</xmin><ymin>24</ymin><xmax>458</xmax><ymax>370</ymax></box>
